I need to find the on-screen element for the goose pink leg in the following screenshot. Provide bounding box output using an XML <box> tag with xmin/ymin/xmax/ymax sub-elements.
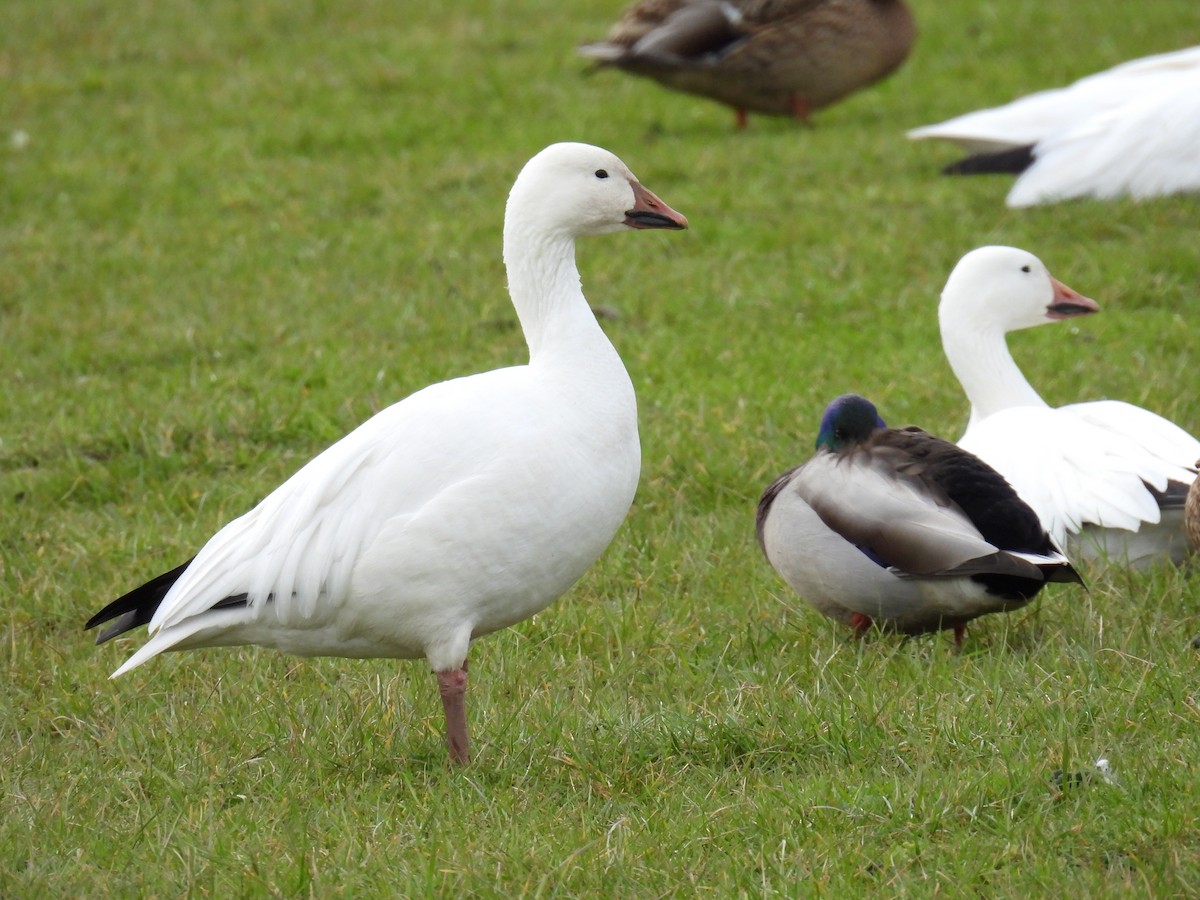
<box><xmin>437</xmin><ymin>665</ymin><xmax>470</xmax><ymax>765</ymax></box>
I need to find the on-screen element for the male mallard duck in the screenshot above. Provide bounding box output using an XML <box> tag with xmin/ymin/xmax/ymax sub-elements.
<box><xmin>908</xmin><ymin>46</ymin><xmax>1200</xmax><ymax>206</ymax></box>
<box><xmin>757</xmin><ymin>394</ymin><xmax>1080</xmax><ymax>643</ymax></box>
<box><xmin>581</xmin><ymin>0</ymin><xmax>916</xmax><ymax>128</ymax></box>
<box><xmin>940</xmin><ymin>246</ymin><xmax>1200</xmax><ymax>567</ymax></box>
<box><xmin>85</xmin><ymin>143</ymin><xmax>688</xmax><ymax>766</ymax></box>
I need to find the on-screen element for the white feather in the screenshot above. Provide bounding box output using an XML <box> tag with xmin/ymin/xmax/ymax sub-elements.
<box><xmin>908</xmin><ymin>46</ymin><xmax>1200</xmax><ymax>206</ymax></box>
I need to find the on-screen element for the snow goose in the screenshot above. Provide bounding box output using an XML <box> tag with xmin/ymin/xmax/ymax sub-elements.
<box><xmin>907</xmin><ymin>46</ymin><xmax>1200</xmax><ymax>206</ymax></box>
<box><xmin>941</xmin><ymin>246</ymin><xmax>1200</xmax><ymax>568</ymax></box>
<box><xmin>757</xmin><ymin>394</ymin><xmax>1080</xmax><ymax>643</ymax></box>
<box><xmin>85</xmin><ymin>142</ymin><xmax>688</xmax><ymax>765</ymax></box>
<box><xmin>580</xmin><ymin>0</ymin><xmax>916</xmax><ymax>129</ymax></box>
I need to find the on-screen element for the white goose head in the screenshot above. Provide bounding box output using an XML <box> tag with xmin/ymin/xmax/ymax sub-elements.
<box><xmin>939</xmin><ymin>246</ymin><xmax>1098</xmax><ymax>422</ymax></box>
<box><xmin>505</xmin><ymin>142</ymin><xmax>688</xmax><ymax>240</ymax></box>
<box><xmin>939</xmin><ymin>246</ymin><xmax>1099</xmax><ymax>335</ymax></box>
<box><xmin>501</xmin><ymin>143</ymin><xmax>687</xmax><ymax>362</ymax></box>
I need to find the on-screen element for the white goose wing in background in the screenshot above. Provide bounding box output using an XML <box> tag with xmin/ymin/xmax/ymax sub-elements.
<box><xmin>908</xmin><ymin>46</ymin><xmax>1200</xmax><ymax>205</ymax></box>
<box><xmin>1006</xmin><ymin>74</ymin><xmax>1200</xmax><ymax>206</ymax></box>
<box><xmin>907</xmin><ymin>46</ymin><xmax>1200</xmax><ymax>153</ymax></box>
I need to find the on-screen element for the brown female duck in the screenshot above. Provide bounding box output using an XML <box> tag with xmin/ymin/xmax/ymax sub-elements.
<box><xmin>580</xmin><ymin>0</ymin><xmax>916</xmax><ymax>127</ymax></box>
<box><xmin>1187</xmin><ymin>461</ymin><xmax>1200</xmax><ymax>551</ymax></box>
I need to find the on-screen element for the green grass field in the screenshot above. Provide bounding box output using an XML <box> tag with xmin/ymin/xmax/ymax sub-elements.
<box><xmin>4</xmin><ymin>0</ymin><xmax>1200</xmax><ymax>894</ymax></box>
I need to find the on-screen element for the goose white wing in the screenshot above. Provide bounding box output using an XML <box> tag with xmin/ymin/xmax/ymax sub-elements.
<box><xmin>1059</xmin><ymin>400</ymin><xmax>1200</xmax><ymax>484</ymax></box>
<box><xmin>959</xmin><ymin>406</ymin><xmax>1184</xmax><ymax>546</ymax></box>
<box><xmin>1007</xmin><ymin>75</ymin><xmax>1200</xmax><ymax>206</ymax></box>
<box><xmin>907</xmin><ymin>82</ymin><xmax>1123</xmax><ymax>154</ymax></box>
<box><xmin>907</xmin><ymin>46</ymin><xmax>1200</xmax><ymax>153</ymax></box>
<box><xmin>143</xmin><ymin>368</ymin><xmax>533</xmax><ymax>638</ymax></box>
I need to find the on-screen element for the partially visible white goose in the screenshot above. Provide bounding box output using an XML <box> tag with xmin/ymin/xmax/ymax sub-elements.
<box><xmin>940</xmin><ymin>246</ymin><xmax>1200</xmax><ymax>567</ymax></box>
<box><xmin>85</xmin><ymin>142</ymin><xmax>688</xmax><ymax>765</ymax></box>
<box><xmin>907</xmin><ymin>46</ymin><xmax>1200</xmax><ymax>207</ymax></box>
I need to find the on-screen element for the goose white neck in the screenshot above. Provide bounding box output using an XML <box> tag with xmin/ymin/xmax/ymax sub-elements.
<box><xmin>939</xmin><ymin>303</ymin><xmax>1049</xmax><ymax>426</ymax></box>
<box><xmin>503</xmin><ymin>221</ymin><xmax>616</xmax><ymax>367</ymax></box>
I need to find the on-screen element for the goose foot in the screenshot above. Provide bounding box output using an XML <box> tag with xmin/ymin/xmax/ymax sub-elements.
<box><xmin>437</xmin><ymin>665</ymin><xmax>470</xmax><ymax>765</ymax></box>
<box><xmin>735</xmin><ymin>107</ymin><xmax>749</xmax><ymax>129</ymax></box>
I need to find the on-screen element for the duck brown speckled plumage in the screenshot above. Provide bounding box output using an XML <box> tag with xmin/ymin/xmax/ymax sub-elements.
<box><xmin>580</xmin><ymin>0</ymin><xmax>916</xmax><ymax>128</ymax></box>
<box><xmin>1186</xmin><ymin>460</ymin><xmax>1200</xmax><ymax>551</ymax></box>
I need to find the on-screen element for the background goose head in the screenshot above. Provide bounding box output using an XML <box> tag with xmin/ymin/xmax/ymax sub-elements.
<box><xmin>939</xmin><ymin>246</ymin><xmax>1099</xmax><ymax>337</ymax></box>
<box><xmin>815</xmin><ymin>393</ymin><xmax>888</xmax><ymax>451</ymax></box>
<box><xmin>505</xmin><ymin>142</ymin><xmax>688</xmax><ymax>240</ymax></box>
<box><xmin>939</xmin><ymin>246</ymin><xmax>1101</xmax><ymax>421</ymax></box>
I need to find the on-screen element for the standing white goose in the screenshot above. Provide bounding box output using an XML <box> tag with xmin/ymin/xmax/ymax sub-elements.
<box><xmin>940</xmin><ymin>246</ymin><xmax>1200</xmax><ymax>567</ymax></box>
<box><xmin>907</xmin><ymin>46</ymin><xmax>1200</xmax><ymax>207</ymax></box>
<box><xmin>757</xmin><ymin>394</ymin><xmax>1080</xmax><ymax>643</ymax></box>
<box><xmin>85</xmin><ymin>142</ymin><xmax>688</xmax><ymax>765</ymax></box>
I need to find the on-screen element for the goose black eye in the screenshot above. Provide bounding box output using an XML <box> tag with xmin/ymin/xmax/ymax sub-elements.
<box><xmin>594</xmin><ymin>169</ymin><xmax>609</xmax><ymax>179</ymax></box>
<box><xmin>1021</xmin><ymin>265</ymin><xmax>1031</xmax><ymax>273</ymax></box>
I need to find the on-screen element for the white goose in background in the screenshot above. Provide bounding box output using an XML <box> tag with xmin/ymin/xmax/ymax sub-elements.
<box><xmin>85</xmin><ymin>142</ymin><xmax>688</xmax><ymax>765</ymax></box>
<box><xmin>907</xmin><ymin>46</ymin><xmax>1200</xmax><ymax>207</ymax></box>
<box><xmin>939</xmin><ymin>246</ymin><xmax>1200</xmax><ymax>568</ymax></box>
